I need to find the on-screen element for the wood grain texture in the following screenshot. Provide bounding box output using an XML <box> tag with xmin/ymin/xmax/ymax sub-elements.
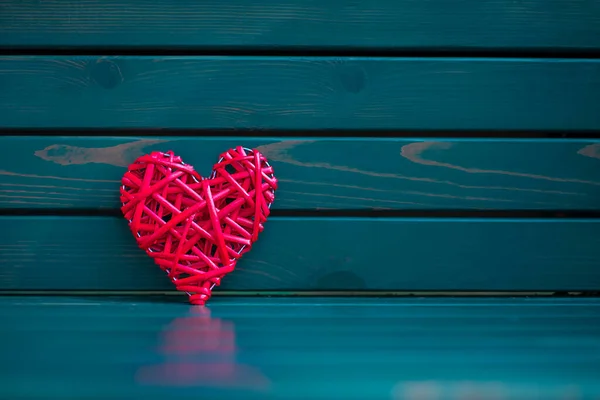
<box><xmin>1</xmin><ymin>0</ymin><xmax>600</xmax><ymax>51</ymax></box>
<box><xmin>2</xmin><ymin>217</ymin><xmax>599</xmax><ymax>291</ymax></box>
<box><xmin>1</xmin><ymin>57</ymin><xmax>600</xmax><ymax>130</ymax></box>
<box><xmin>2</xmin><ymin>136</ymin><xmax>600</xmax><ymax>210</ymax></box>
<box><xmin>1</xmin><ymin>297</ymin><xmax>600</xmax><ymax>399</ymax></box>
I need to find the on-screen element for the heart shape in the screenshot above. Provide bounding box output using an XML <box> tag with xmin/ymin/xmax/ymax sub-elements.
<box><xmin>120</xmin><ymin>147</ymin><xmax>277</xmax><ymax>305</ymax></box>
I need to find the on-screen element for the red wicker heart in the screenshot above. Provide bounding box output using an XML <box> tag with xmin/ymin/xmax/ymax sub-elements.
<box><xmin>120</xmin><ymin>147</ymin><xmax>277</xmax><ymax>305</ymax></box>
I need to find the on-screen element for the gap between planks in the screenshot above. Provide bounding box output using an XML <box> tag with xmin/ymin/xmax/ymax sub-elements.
<box><xmin>0</xmin><ymin>290</ymin><xmax>591</xmax><ymax>297</ymax></box>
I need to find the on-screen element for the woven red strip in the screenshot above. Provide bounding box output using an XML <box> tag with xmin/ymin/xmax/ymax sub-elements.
<box><xmin>120</xmin><ymin>147</ymin><xmax>277</xmax><ymax>305</ymax></box>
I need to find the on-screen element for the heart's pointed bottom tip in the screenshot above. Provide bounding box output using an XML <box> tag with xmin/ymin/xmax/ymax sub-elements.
<box><xmin>189</xmin><ymin>292</ymin><xmax>211</xmax><ymax>306</ymax></box>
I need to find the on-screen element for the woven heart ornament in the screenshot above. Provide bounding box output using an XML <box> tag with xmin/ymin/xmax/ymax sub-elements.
<box><xmin>120</xmin><ymin>147</ymin><xmax>277</xmax><ymax>305</ymax></box>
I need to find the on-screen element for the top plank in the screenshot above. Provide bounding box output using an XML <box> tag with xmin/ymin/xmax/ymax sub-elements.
<box><xmin>1</xmin><ymin>0</ymin><xmax>600</xmax><ymax>51</ymax></box>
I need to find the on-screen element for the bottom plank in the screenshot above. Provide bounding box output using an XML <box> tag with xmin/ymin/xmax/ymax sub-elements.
<box><xmin>1</xmin><ymin>297</ymin><xmax>600</xmax><ymax>399</ymax></box>
<box><xmin>1</xmin><ymin>217</ymin><xmax>599</xmax><ymax>291</ymax></box>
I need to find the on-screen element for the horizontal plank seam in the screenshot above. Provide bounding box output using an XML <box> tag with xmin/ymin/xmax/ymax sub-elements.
<box><xmin>0</xmin><ymin>290</ymin><xmax>597</xmax><ymax>296</ymax></box>
<box><xmin>2</xmin><ymin>209</ymin><xmax>600</xmax><ymax>219</ymax></box>
<box><xmin>3</xmin><ymin>48</ymin><xmax>600</xmax><ymax>59</ymax></box>
<box><xmin>2</xmin><ymin>129</ymin><xmax>600</xmax><ymax>139</ymax></box>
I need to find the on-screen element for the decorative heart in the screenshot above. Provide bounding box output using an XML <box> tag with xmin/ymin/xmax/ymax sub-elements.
<box><xmin>120</xmin><ymin>147</ymin><xmax>277</xmax><ymax>305</ymax></box>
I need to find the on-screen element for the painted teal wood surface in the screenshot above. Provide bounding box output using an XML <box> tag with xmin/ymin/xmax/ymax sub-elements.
<box><xmin>2</xmin><ymin>137</ymin><xmax>600</xmax><ymax>210</ymax></box>
<box><xmin>1</xmin><ymin>57</ymin><xmax>600</xmax><ymax>130</ymax></box>
<box><xmin>2</xmin><ymin>0</ymin><xmax>600</xmax><ymax>51</ymax></box>
<box><xmin>1</xmin><ymin>296</ymin><xmax>600</xmax><ymax>399</ymax></box>
<box><xmin>2</xmin><ymin>217</ymin><xmax>600</xmax><ymax>291</ymax></box>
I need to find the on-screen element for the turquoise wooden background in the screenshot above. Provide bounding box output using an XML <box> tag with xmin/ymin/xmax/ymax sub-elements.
<box><xmin>2</xmin><ymin>0</ymin><xmax>600</xmax><ymax>51</ymax></box>
<box><xmin>3</xmin><ymin>137</ymin><xmax>600</xmax><ymax>210</ymax></box>
<box><xmin>1</xmin><ymin>57</ymin><xmax>600</xmax><ymax>130</ymax></box>
<box><xmin>1</xmin><ymin>0</ymin><xmax>600</xmax><ymax>293</ymax></box>
<box><xmin>3</xmin><ymin>217</ymin><xmax>600</xmax><ymax>291</ymax></box>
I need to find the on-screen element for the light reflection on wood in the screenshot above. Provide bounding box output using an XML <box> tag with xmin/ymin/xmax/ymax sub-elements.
<box><xmin>392</xmin><ymin>380</ymin><xmax>583</xmax><ymax>400</ymax></box>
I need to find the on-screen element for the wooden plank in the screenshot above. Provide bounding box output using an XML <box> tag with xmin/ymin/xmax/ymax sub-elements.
<box><xmin>1</xmin><ymin>217</ymin><xmax>599</xmax><ymax>291</ymax></box>
<box><xmin>1</xmin><ymin>57</ymin><xmax>600</xmax><ymax>130</ymax></box>
<box><xmin>1</xmin><ymin>297</ymin><xmax>600</xmax><ymax>399</ymax></box>
<box><xmin>2</xmin><ymin>136</ymin><xmax>600</xmax><ymax>210</ymax></box>
<box><xmin>2</xmin><ymin>0</ymin><xmax>600</xmax><ymax>51</ymax></box>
